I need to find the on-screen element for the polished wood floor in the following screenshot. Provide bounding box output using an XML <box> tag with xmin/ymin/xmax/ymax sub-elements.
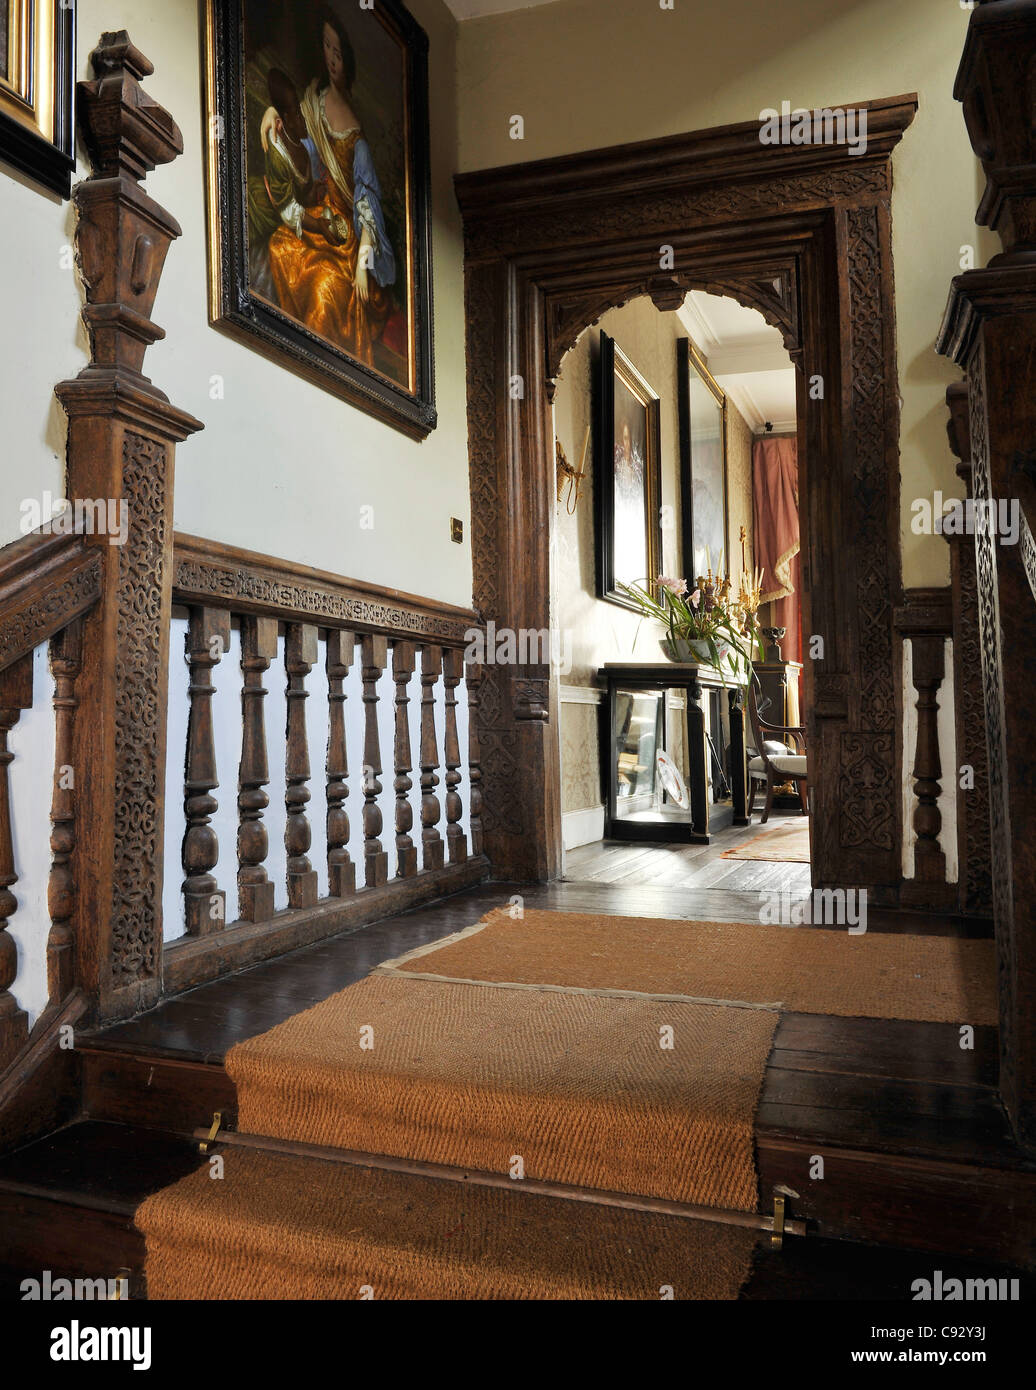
<box><xmin>563</xmin><ymin>811</ymin><xmax>813</xmax><ymax>896</ymax></box>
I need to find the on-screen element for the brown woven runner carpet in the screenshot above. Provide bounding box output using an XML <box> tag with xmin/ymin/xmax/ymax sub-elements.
<box><xmin>225</xmin><ymin>973</ymin><xmax>777</xmax><ymax>1211</ymax></box>
<box><xmin>138</xmin><ymin>1147</ymin><xmax>759</xmax><ymax>1300</ymax></box>
<box><xmin>720</xmin><ymin>820</ymin><xmax>811</xmax><ymax>862</ymax></box>
<box><xmin>381</xmin><ymin>908</ymin><xmax>997</xmax><ymax>1025</ymax></box>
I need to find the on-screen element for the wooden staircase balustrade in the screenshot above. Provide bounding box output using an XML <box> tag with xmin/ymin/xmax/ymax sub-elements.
<box><xmin>0</xmin><ymin>656</ymin><xmax>34</xmax><ymax>1073</ymax></box>
<box><xmin>0</xmin><ymin>528</ymin><xmax>102</xmax><ymax>1089</ymax></box>
<box><xmin>466</xmin><ymin>661</ymin><xmax>484</xmax><ymax>859</ymax></box>
<box><xmin>46</xmin><ymin>621</ymin><xmax>84</xmax><ymax>1006</ymax></box>
<box><xmin>238</xmin><ymin>616</ymin><xmax>279</xmax><ymax>923</ymax></box>
<box><xmin>182</xmin><ymin>607</ymin><xmax>231</xmax><ymax>936</ymax></box>
<box><xmin>161</xmin><ymin>541</ymin><xmax>488</xmax><ymax>993</ymax></box>
<box><xmin>419</xmin><ymin>645</ymin><xmax>445</xmax><ymax>872</ymax></box>
<box><xmin>391</xmin><ymin>642</ymin><xmax>419</xmax><ymax>879</ymax></box>
<box><xmin>285</xmin><ymin>624</ymin><xmax>320</xmax><ymax>911</ymax></box>
<box><xmin>361</xmin><ymin>635</ymin><xmax>390</xmax><ymax>889</ymax></box>
<box><xmin>892</xmin><ymin>591</ymin><xmax>955</xmax><ymax>913</ymax></box>
<box><xmin>443</xmin><ymin>649</ymin><xmax>468</xmax><ymax>865</ymax></box>
<box><xmin>325</xmin><ymin>630</ymin><xmax>357</xmax><ymax>898</ymax></box>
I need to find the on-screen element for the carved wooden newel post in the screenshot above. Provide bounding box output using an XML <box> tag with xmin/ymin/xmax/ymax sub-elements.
<box><xmin>55</xmin><ymin>33</ymin><xmax>203</xmax><ymax>1019</ymax></box>
<box><xmin>937</xmin><ymin>0</ymin><xmax>1036</xmax><ymax>1150</ymax></box>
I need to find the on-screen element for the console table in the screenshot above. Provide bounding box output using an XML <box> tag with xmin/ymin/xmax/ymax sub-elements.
<box><xmin>599</xmin><ymin>662</ymin><xmax>749</xmax><ymax>844</ymax></box>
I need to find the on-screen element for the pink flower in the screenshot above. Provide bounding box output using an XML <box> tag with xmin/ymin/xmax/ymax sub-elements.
<box><xmin>657</xmin><ymin>576</ymin><xmax>688</xmax><ymax>596</ymax></box>
<box><xmin>689</xmin><ymin>588</ymin><xmax>701</xmax><ymax>608</ymax></box>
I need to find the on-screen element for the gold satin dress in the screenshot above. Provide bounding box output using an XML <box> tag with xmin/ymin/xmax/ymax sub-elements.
<box><xmin>268</xmin><ymin>109</ymin><xmax>389</xmax><ymax>367</ymax></box>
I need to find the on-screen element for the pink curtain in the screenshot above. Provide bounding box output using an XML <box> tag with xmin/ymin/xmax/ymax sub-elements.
<box><xmin>752</xmin><ymin>435</ymin><xmax>801</xmax><ymax>672</ymax></box>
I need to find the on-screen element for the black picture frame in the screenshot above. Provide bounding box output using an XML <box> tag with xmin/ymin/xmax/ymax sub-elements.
<box><xmin>677</xmin><ymin>337</ymin><xmax>728</xmax><ymax>583</ymax></box>
<box><xmin>0</xmin><ymin>0</ymin><xmax>76</xmax><ymax>198</ymax></box>
<box><xmin>204</xmin><ymin>0</ymin><xmax>436</xmax><ymax>439</ymax></box>
<box><xmin>594</xmin><ymin>332</ymin><xmax>663</xmax><ymax>610</ymax></box>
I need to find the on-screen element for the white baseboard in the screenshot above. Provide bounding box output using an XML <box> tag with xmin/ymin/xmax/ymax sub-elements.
<box><xmin>562</xmin><ymin>805</ymin><xmax>605</xmax><ymax>850</ymax></box>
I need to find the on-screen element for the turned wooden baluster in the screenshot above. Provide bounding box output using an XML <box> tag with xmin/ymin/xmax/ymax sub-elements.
<box><xmin>419</xmin><ymin>645</ymin><xmax>445</xmax><ymax>871</ymax></box>
<box><xmin>285</xmin><ymin>623</ymin><xmax>319</xmax><ymax>909</ymax></box>
<box><xmin>909</xmin><ymin>635</ymin><xmax>947</xmax><ymax>889</ymax></box>
<box><xmin>182</xmin><ymin>607</ymin><xmax>231</xmax><ymax>937</ymax></box>
<box><xmin>0</xmin><ymin>653</ymin><xmax>33</xmax><ymax>1070</ymax></box>
<box><xmin>391</xmin><ymin>642</ymin><xmax>418</xmax><ymax>878</ymax></box>
<box><xmin>47</xmin><ymin>622</ymin><xmax>83</xmax><ymax>1005</ymax></box>
<box><xmin>361</xmin><ymin>635</ymin><xmax>389</xmax><ymax>887</ymax></box>
<box><xmin>465</xmin><ymin>660</ymin><xmax>484</xmax><ymax>858</ymax></box>
<box><xmin>238</xmin><ymin>616</ymin><xmax>278</xmax><ymax>922</ymax></box>
<box><xmin>326</xmin><ymin>630</ymin><xmax>356</xmax><ymax>896</ymax></box>
<box><xmin>443</xmin><ymin>649</ymin><xmax>468</xmax><ymax>864</ymax></box>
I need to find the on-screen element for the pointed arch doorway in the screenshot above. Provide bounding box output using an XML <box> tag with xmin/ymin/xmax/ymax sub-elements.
<box><xmin>455</xmin><ymin>95</ymin><xmax>917</xmax><ymax>898</ymax></box>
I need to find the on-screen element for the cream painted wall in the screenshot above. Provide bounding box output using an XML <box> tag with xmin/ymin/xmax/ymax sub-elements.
<box><xmin>0</xmin><ymin>0</ymin><xmax>472</xmax><ymax>608</ymax></box>
<box><xmin>458</xmin><ymin>0</ymin><xmax>999</xmax><ymax>588</ymax></box>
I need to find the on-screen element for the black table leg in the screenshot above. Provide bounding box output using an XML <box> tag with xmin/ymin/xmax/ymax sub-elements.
<box><xmin>729</xmin><ymin>685</ymin><xmax>749</xmax><ymax>825</ymax></box>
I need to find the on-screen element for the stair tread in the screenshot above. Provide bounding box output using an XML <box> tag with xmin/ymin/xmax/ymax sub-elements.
<box><xmin>0</xmin><ymin>1121</ymin><xmax>205</xmax><ymax>1211</ymax></box>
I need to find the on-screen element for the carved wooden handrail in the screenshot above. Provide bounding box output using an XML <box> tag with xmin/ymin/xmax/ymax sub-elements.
<box><xmin>173</xmin><ymin>534</ymin><xmax>479</xmax><ymax>647</ymax></box>
<box><xmin>0</xmin><ymin>529</ymin><xmax>102</xmax><ymax>675</ymax></box>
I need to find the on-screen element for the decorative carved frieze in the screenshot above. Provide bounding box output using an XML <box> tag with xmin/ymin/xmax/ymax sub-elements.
<box><xmin>173</xmin><ymin>548</ymin><xmax>477</xmax><ymax>648</ymax></box>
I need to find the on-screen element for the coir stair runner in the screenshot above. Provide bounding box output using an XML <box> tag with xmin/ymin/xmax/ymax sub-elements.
<box><xmin>137</xmin><ymin>910</ymin><xmax>994</xmax><ymax>1298</ymax></box>
<box><xmin>139</xmin><ymin>1147</ymin><xmax>760</xmax><ymax>1300</ymax></box>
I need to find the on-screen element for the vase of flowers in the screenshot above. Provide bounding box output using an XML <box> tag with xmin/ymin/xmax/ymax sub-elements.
<box><xmin>616</xmin><ymin>569</ymin><xmax>763</xmax><ymax>683</ymax></box>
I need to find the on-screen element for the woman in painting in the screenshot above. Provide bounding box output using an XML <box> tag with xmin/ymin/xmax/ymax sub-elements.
<box><xmin>260</xmin><ymin>6</ymin><xmax>396</xmax><ymax>369</ymax></box>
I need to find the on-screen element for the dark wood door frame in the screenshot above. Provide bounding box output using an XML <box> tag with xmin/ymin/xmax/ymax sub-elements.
<box><xmin>456</xmin><ymin>95</ymin><xmax>917</xmax><ymax>890</ymax></box>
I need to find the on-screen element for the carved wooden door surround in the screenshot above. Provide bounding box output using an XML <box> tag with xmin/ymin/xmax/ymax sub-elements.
<box><xmin>456</xmin><ymin>95</ymin><xmax>917</xmax><ymax>894</ymax></box>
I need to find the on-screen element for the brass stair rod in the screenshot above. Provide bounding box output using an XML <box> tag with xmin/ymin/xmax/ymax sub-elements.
<box><xmin>191</xmin><ymin>1125</ymin><xmax>806</xmax><ymax>1238</ymax></box>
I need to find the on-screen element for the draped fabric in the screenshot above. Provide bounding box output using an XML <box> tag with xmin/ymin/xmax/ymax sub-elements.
<box><xmin>752</xmin><ymin>435</ymin><xmax>801</xmax><ymax>670</ymax></box>
<box><xmin>267</xmin><ymin>84</ymin><xmax>391</xmax><ymax>367</ymax></box>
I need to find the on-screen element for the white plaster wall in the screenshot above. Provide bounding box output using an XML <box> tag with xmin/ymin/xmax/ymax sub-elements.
<box><xmin>0</xmin><ymin>0</ymin><xmax>471</xmax><ymax>610</ymax></box>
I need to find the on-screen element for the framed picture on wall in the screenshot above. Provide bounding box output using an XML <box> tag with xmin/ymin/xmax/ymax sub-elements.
<box><xmin>0</xmin><ymin>0</ymin><xmax>75</xmax><ymax>197</ymax></box>
<box><xmin>204</xmin><ymin>0</ymin><xmax>436</xmax><ymax>438</ymax></box>
<box><xmin>595</xmin><ymin>332</ymin><xmax>662</xmax><ymax>609</ymax></box>
<box><xmin>678</xmin><ymin>338</ymin><xmax>728</xmax><ymax>582</ymax></box>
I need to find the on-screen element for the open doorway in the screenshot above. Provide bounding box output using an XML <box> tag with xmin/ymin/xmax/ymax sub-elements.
<box><xmin>552</xmin><ymin>288</ymin><xmax>809</xmax><ymax>904</ymax></box>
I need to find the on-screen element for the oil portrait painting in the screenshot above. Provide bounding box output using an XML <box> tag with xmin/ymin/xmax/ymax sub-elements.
<box><xmin>206</xmin><ymin>0</ymin><xmax>435</xmax><ymax>436</ymax></box>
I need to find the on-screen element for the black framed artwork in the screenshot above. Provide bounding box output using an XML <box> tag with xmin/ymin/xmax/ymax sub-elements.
<box><xmin>595</xmin><ymin>332</ymin><xmax>662</xmax><ymax>609</ymax></box>
<box><xmin>0</xmin><ymin>0</ymin><xmax>75</xmax><ymax>197</ymax></box>
<box><xmin>204</xmin><ymin>0</ymin><xmax>436</xmax><ymax>438</ymax></box>
<box><xmin>678</xmin><ymin>337</ymin><xmax>728</xmax><ymax>582</ymax></box>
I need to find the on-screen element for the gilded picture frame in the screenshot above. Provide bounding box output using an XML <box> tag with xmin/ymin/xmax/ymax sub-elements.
<box><xmin>595</xmin><ymin>332</ymin><xmax>663</xmax><ymax>610</ymax></box>
<box><xmin>0</xmin><ymin>0</ymin><xmax>75</xmax><ymax>197</ymax></box>
<box><xmin>204</xmin><ymin>0</ymin><xmax>436</xmax><ymax>438</ymax></box>
<box><xmin>678</xmin><ymin>337</ymin><xmax>728</xmax><ymax>583</ymax></box>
